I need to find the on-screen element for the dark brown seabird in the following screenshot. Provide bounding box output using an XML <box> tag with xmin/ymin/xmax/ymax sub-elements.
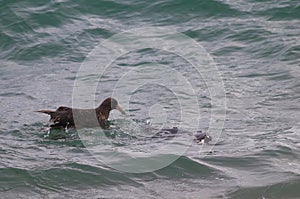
<box><xmin>36</xmin><ymin>98</ymin><xmax>125</xmax><ymax>129</ymax></box>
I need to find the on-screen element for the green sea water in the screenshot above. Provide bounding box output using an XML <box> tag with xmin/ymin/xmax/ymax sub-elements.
<box><xmin>0</xmin><ymin>0</ymin><xmax>299</xmax><ymax>198</ymax></box>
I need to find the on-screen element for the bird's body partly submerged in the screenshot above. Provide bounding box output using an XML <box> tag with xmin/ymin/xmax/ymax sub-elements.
<box><xmin>36</xmin><ymin>98</ymin><xmax>125</xmax><ymax>129</ymax></box>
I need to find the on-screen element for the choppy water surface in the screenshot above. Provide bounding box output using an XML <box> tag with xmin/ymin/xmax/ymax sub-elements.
<box><xmin>1</xmin><ymin>0</ymin><xmax>299</xmax><ymax>198</ymax></box>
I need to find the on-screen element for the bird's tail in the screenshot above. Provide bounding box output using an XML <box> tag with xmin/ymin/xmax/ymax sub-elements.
<box><xmin>35</xmin><ymin>110</ymin><xmax>55</xmax><ymax>115</ymax></box>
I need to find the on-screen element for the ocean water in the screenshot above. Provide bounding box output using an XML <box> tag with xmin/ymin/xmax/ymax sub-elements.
<box><xmin>1</xmin><ymin>0</ymin><xmax>300</xmax><ymax>198</ymax></box>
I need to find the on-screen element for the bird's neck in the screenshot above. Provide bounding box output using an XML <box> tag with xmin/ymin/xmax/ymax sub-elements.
<box><xmin>96</xmin><ymin>106</ymin><xmax>111</xmax><ymax>120</ymax></box>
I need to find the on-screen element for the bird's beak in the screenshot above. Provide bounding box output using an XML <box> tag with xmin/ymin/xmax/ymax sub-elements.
<box><xmin>115</xmin><ymin>104</ymin><xmax>125</xmax><ymax>115</ymax></box>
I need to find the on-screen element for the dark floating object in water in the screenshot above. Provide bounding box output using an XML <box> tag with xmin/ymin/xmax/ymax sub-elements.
<box><xmin>194</xmin><ymin>130</ymin><xmax>212</xmax><ymax>144</ymax></box>
<box><xmin>36</xmin><ymin>98</ymin><xmax>125</xmax><ymax>129</ymax></box>
<box><xmin>151</xmin><ymin>127</ymin><xmax>211</xmax><ymax>143</ymax></box>
<box><xmin>152</xmin><ymin>127</ymin><xmax>178</xmax><ymax>138</ymax></box>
